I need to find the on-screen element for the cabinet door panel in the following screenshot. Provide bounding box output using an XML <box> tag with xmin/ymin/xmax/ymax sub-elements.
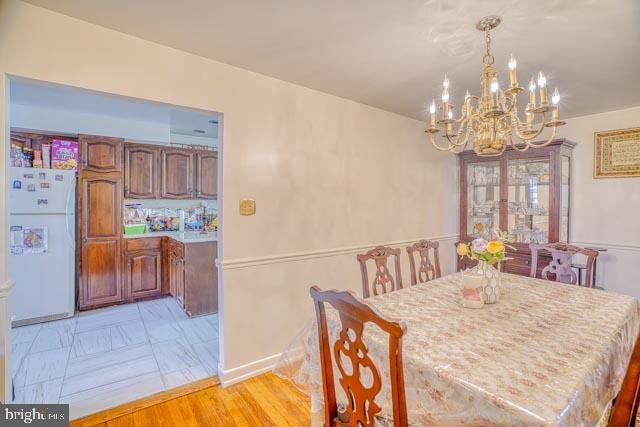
<box><xmin>79</xmin><ymin>172</ymin><xmax>123</xmax><ymax>310</ymax></box>
<box><xmin>80</xmin><ymin>135</ymin><xmax>123</xmax><ymax>172</ymax></box>
<box><xmin>125</xmin><ymin>144</ymin><xmax>158</xmax><ymax>198</ymax></box>
<box><xmin>175</xmin><ymin>258</ymin><xmax>185</xmax><ymax>307</ymax></box>
<box><xmin>81</xmin><ymin>239</ymin><xmax>122</xmax><ymax>306</ymax></box>
<box><xmin>161</xmin><ymin>150</ymin><xmax>194</xmax><ymax>199</ymax></box>
<box><xmin>84</xmin><ymin>177</ymin><xmax>121</xmax><ymax>237</ymax></box>
<box><xmin>169</xmin><ymin>253</ymin><xmax>177</xmax><ymax>297</ymax></box>
<box><xmin>196</xmin><ymin>152</ymin><xmax>217</xmax><ymax>199</ymax></box>
<box><xmin>127</xmin><ymin>251</ymin><xmax>162</xmax><ymax>300</ymax></box>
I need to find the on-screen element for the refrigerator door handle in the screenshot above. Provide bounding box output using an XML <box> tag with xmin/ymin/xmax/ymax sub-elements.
<box><xmin>65</xmin><ymin>180</ymin><xmax>75</xmax><ymax>248</ymax></box>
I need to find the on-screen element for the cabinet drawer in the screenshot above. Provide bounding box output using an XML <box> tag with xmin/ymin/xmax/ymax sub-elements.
<box><xmin>502</xmin><ymin>252</ymin><xmax>551</xmax><ymax>278</ymax></box>
<box><xmin>126</xmin><ymin>237</ymin><xmax>162</xmax><ymax>252</ymax></box>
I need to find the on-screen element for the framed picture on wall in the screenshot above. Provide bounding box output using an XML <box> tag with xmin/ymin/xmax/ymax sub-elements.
<box><xmin>594</xmin><ymin>127</ymin><xmax>640</xmax><ymax>178</ymax></box>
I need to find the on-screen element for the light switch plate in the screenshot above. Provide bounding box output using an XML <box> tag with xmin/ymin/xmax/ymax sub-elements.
<box><xmin>240</xmin><ymin>199</ymin><xmax>256</xmax><ymax>216</ymax></box>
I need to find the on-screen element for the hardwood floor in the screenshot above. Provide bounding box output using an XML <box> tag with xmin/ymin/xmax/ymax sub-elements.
<box><xmin>70</xmin><ymin>373</ymin><xmax>311</xmax><ymax>426</ymax></box>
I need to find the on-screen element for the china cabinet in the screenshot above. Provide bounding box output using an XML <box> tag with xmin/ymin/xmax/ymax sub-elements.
<box><xmin>458</xmin><ymin>139</ymin><xmax>574</xmax><ymax>277</ymax></box>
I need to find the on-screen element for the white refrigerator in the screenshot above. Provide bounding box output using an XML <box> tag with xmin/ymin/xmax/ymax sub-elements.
<box><xmin>9</xmin><ymin>167</ymin><xmax>76</xmax><ymax>324</ymax></box>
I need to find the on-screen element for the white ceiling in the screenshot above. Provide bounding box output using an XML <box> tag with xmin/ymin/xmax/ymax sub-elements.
<box><xmin>10</xmin><ymin>78</ymin><xmax>219</xmax><ymax>138</ymax></box>
<box><xmin>23</xmin><ymin>0</ymin><xmax>640</xmax><ymax>120</ymax></box>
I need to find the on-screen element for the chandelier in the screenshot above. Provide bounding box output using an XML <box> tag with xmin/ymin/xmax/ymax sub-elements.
<box><xmin>425</xmin><ymin>16</ymin><xmax>566</xmax><ymax>156</ymax></box>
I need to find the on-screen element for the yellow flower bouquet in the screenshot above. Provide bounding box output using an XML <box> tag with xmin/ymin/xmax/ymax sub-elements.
<box><xmin>457</xmin><ymin>230</ymin><xmax>513</xmax><ymax>305</ymax></box>
<box><xmin>456</xmin><ymin>233</ymin><xmax>510</xmax><ymax>266</ymax></box>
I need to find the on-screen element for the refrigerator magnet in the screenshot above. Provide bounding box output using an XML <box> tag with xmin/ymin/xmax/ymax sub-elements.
<box><xmin>55</xmin><ymin>174</ymin><xmax>64</xmax><ymax>181</ymax></box>
<box><xmin>38</xmin><ymin>172</ymin><xmax>46</xmax><ymax>180</ymax></box>
<box><xmin>23</xmin><ymin>173</ymin><xmax>33</xmax><ymax>179</ymax></box>
<box><xmin>40</xmin><ymin>182</ymin><xmax>50</xmax><ymax>189</ymax></box>
<box><xmin>37</xmin><ymin>199</ymin><xmax>48</xmax><ymax>205</ymax></box>
<box><xmin>27</xmin><ymin>184</ymin><xmax>36</xmax><ymax>192</ymax></box>
<box><xmin>12</xmin><ymin>180</ymin><xmax>21</xmax><ymax>189</ymax></box>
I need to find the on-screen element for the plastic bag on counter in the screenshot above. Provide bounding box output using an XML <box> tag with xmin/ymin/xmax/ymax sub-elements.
<box><xmin>123</xmin><ymin>204</ymin><xmax>146</xmax><ymax>225</ymax></box>
<box><xmin>146</xmin><ymin>208</ymin><xmax>179</xmax><ymax>231</ymax></box>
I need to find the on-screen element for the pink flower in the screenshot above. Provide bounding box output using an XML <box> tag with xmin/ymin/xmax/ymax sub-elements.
<box><xmin>471</xmin><ymin>238</ymin><xmax>488</xmax><ymax>252</ymax></box>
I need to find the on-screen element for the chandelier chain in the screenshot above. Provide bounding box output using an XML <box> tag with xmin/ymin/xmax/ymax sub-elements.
<box><xmin>483</xmin><ymin>29</ymin><xmax>494</xmax><ymax>65</ymax></box>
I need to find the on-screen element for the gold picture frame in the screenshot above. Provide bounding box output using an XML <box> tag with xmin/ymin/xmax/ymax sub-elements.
<box><xmin>594</xmin><ymin>127</ymin><xmax>640</xmax><ymax>178</ymax></box>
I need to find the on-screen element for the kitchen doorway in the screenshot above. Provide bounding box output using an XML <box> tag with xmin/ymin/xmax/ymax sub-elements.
<box><xmin>6</xmin><ymin>77</ymin><xmax>223</xmax><ymax>419</ymax></box>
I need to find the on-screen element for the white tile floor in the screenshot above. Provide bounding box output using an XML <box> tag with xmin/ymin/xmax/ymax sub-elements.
<box><xmin>11</xmin><ymin>297</ymin><xmax>219</xmax><ymax>420</ymax></box>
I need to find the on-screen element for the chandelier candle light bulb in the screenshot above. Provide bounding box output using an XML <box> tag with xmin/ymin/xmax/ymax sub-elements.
<box><xmin>508</xmin><ymin>54</ymin><xmax>518</xmax><ymax>87</ymax></box>
<box><xmin>551</xmin><ymin>88</ymin><xmax>560</xmax><ymax>120</ymax></box>
<box><xmin>537</xmin><ymin>71</ymin><xmax>548</xmax><ymax>105</ymax></box>
<box><xmin>424</xmin><ymin>15</ymin><xmax>565</xmax><ymax>155</ymax></box>
<box><xmin>528</xmin><ymin>77</ymin><xmax>537</xmax><ymax>107</ymax></box>
<box><xmin>429</xmin><ymin>101</ymin><xmax>436</xmax><ymax>126</ymax></box>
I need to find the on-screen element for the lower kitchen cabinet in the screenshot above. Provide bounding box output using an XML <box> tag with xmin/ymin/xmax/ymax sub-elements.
<box><xmin>93</xmin><ymin>236</ymin><xmax>217</xmax><ymax>313</ymax></box>
<box><xmin>168</xmin><ymin>239</ymin><xmax>217</xmax><ymax>317</ymax></box>
<box><xmin>124</xmin><ymin>237</ymin><xmax>164</xmax><ymax>301</ymax></box>
<box><xmin>126</xmin><ymin>250</ymin><xmax>162</xmax><ymax>300</ymax></box>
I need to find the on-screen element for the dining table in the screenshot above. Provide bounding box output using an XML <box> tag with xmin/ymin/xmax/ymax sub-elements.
<box><xmin>276</xmin><ymin>271</ymin><xmax>640</xmax><ymax>426</ymax></box>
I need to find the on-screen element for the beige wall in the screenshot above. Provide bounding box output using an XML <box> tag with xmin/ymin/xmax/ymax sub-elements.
<box><xmin>556</xmin><ymin>106</ymin><xmax>640</xmax><ymax>297</ymax></box>
<box><xmin>0</xmin><ymin>0</ymin><xmax>458</xmax><ymax>390</ymax></box>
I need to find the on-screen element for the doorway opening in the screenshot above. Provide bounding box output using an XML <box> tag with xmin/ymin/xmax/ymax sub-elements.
<box><xmin>7</xmin><ymin>77</ymin><xmax>223</xmax><ymax>420</ymax></box>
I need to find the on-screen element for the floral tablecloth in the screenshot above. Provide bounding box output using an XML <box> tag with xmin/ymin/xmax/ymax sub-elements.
<box><xmin>276</xmin><ymin>272</ymin><xmax>640</xmax><ymax>426</ymax></box>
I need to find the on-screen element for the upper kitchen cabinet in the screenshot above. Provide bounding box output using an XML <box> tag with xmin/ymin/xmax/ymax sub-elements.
<box><xmin>124</xmin><ymin>143</ymin><xmax>159</xmax><ymax>199</ymax></box>
<box><xmin>195</xmin><ymin>151</ymin><xmax>218</xmax><ymax>199</ymax></box>
<box><xmin>160</xmin><ymin>149</ymin><xmax>194</xmax><ymax>199</ymax></box>
<box><xmin>79</xmin><ymin>134</ymin><xmax>124</xmax><ymax>173</ymax></box>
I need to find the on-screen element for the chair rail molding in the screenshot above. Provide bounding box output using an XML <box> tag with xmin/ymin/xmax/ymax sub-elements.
<box><xmin>569</xmin><ymin>241</ymin><xmax>640</xmax><ymax>253</ymax></box>
<box><xmin>218</xmin><ymin>234</ymin><xmax>459</xmax><ymax>270</ymax></box>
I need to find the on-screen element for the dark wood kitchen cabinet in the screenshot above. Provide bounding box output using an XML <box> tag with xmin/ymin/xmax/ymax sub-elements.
<box><xmin>160</xmin><ymin>149</ymin><xmax>194</xmax><ymax>199</ymax></box>
<box><xmin>78</xmin><ymin>172</ymin><xmax>124</xmax><ymax>309</ymax></box>
<box><xmin>167</xmin><ymin>239</ymin><xmax>217</xmax><ymax>316</ymax></box>
<box><xmin>195</xmin><ymin>151</ymin><xmax>218</xmax><ymax>199</ymax></box>
<box><xmin>79</xmin><ymin>135</ymin><xmax>123</xmax><ymax>173</ymax></box>
<box><xmin>124</xmin><ymin>237</ymin><xmax>163</xmax><ymax>301</ymax></box>
<box><xmin>124</xmin><ymin>143</ymin><xmax>217</xmax><ymax>200</ymax></box>
<box><xmin>124</xmin><ymin>143</ymin><xmax>159</xmax><ymax>198</ymax></box>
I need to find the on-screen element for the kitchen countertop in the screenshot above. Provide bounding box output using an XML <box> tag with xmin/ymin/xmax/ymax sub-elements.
<box><xmin>123</xmin><ymin>231</ymin><xmax>217</xmax><ymax>244</ymax></box>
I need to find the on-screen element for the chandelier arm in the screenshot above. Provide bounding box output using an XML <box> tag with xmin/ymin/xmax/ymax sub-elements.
<box><xmin>446</xmin><ymin>124</ymin><xmax>471</xmax><ymax>149</ymax></box>
<box><xmin>524</xmin><ymin>125</ymin><xmax>558</xmax><ymax>148</ymax></box>
<box><xmin>509</xmin><ymin>137</ymin><xmax>531</xmax><ymax>152</ymax></box>
<box><xmin>512</xmin><ymin>111</ymin><xmax>549</xmax><ymax>141</ymax></box>
<box><xmin>446</xmin><ymin>116</ymin><xmax>472</xmax><ymax>147</ymax></box>
<box><xmin>429</xmin><ymin>133</ymin><xmax>456</xmax><ymax>151</ymax></box>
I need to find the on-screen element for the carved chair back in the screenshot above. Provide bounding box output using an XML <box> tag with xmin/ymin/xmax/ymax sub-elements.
<box><xmin>406</xmin><ymin>240</ymin><xmax>441</xmax><ymax>286</ymax></box>
<box><xmin>310</xmin><ymin>286</ymin><xmax>408</xmax><ymax>427</ymax></box>
<box><xmin>609</xmin><ymin>333</ymin><xmax>640</xmax><ymax>426</ymax></box>
<box><xmin>530</xmin><ymin>243</ymin><xmax>599</xmax><ymax>286</ymax></box>
<box><xmin>357</xmin><ymin>246</ymin><xmax>403</xmax><ymax>299</ymax></box>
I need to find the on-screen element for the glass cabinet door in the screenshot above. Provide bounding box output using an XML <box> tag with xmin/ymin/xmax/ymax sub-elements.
<box><xmin>466</xmin><ymin>161</ymin><xmax>500</xmax><ymax>238</ymax></box>
<box><xmin>560</xmin><ymin>155</ymin><xmax>570</xmax><ymax>242</ymax></box>
<box><xmin>507</xmin><ymin>157</ymin><xmax>550</xmax><ymax>244</ymax></box>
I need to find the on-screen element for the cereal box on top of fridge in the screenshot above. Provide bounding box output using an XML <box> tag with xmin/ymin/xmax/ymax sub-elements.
<box><xmin>51</xmin><ymin>140</ymin><xmax>78</xmax><ymax>170</ymax></box>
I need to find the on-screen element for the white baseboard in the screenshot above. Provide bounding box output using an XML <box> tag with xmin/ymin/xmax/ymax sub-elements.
<box><xmin>219</xmin><ymin>346</ymin><xmax>306</xmax><ymax>387</ymax></box>
<box><xmin>218</xmin><ymin>353</ymin><xmax>282</xmax><ymax>387</ymax></box>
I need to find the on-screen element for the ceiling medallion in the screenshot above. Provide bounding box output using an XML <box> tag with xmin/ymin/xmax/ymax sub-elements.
<box><xmin>425</xmin><ymin>15</ymin><xmax>566</xmax><ymax>156</ymax></box>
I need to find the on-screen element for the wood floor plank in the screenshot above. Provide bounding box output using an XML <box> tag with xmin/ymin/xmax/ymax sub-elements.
<box><xmin>71</xmin><ymin>372</ymin><xmax>311</xmax><ymax>426</ymax></box>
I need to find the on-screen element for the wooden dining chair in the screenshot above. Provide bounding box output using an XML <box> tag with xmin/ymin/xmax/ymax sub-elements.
<box><xmin>608</xmin><ymin>334</ymin><xmax>640</xmax><ymax>426</ymax></box>
<box><xmin>406</xmin><ymin>240</ymin><xmax>441</xmax><ymax>286</ymax></box>
<box><xmin>530</xmin><ymin>243</ymin><xmax>599</xmax><ymax>287</ymax></box>
<box><xmin>310</xmin><ymin>286</ymin><xmax>408</xmax><ymax>427</ymax></box>
<box><xmin>357</xmin><ymin>246</ymin><xmax>403</xmax><ymax>298</ymax></box>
